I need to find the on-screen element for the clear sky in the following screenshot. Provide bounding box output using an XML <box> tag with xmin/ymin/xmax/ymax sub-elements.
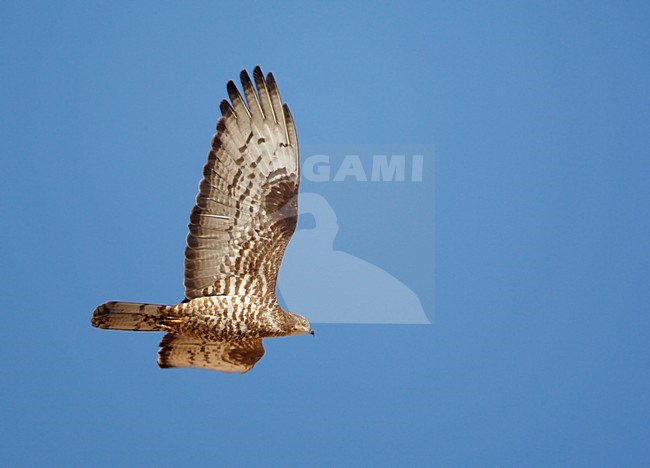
<box><xmin>1</xmin><ymin>1</ymin><xmax>649</xmax><ymax>466</ymax></box>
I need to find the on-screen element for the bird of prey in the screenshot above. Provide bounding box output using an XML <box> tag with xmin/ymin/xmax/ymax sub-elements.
<box><xmin>92</xmin><ymin>66</ymin><xmax>313</xmax><ymax>373</ymax></box>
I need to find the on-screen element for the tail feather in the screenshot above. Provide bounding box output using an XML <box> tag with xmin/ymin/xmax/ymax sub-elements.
<box><xmin>91</xmin><ymin>301</ymin><xmax>168</xmax><ymax>331</ymax></box>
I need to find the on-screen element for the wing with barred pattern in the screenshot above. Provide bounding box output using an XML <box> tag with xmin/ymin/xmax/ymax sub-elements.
<box><xmin>157</xmin><ymin>334</ymin><xmax>265</xmax><ymax>373</ymax></box>
<box><xmin>184</xmin><ymin>66</ymin><xmax>300</xmax><ymax>300</ymax></box>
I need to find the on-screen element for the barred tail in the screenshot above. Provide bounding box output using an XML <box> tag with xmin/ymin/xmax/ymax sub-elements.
<box><xmin>91</xmin><ymin>301</ymin><xmax>169</xmax><ymax>331</ymax></box>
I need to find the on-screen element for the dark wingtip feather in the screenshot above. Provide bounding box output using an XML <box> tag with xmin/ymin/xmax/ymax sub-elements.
<box><xmin>219</xmin><ymin>99</ymin><xmax>234</xmax><ymax>118</ymax></box>
<box><xmin>239</xmin><ymin>69</ymin><xmax>252</xmax><ymax>90</ymax></box>
<box><xmin>226</xmin><ymin>80</ymin><xmax>242</xmax><ymax>104</ymax></box>
<box><xmin>226</xmin><ymin>80</ymin><xmax>238</xmax><ymax>94</ymax></box>
<box><xmin>252</xmin><ymin>66</ymin><xmax>276</xmax><ymax>122</ymax></box>
<box><xmin>239</xmin><ymin>69</ymin><xmax>264</xmax><ymax>118</ymax></box>
<box><xmin>283</xmin><ymin>103</ymin><xmax>298</xmax><ymax>145</ymax></box>
<box><xmin>240</xmin><ymin>69</ymin><xmax>252</xmax><ymax>87</ymax></box>
<box><xmin>253</xmin><ymin>65</ymin><xmax>264</xmax><ymax>82</ymax></box>
<box><xmin>252</xmin><ymin>66</ymin><xmax>266</xmax><ymax>93</ymax></box>
<box><xmin>210</xmin><ymin>135</ymin><xmax>222</xmax><ymax>150</ymax></box>
<box><xmin>216</xmin><ymin>117</ymin><xmax>226</xmax><ymax>133</ymax></box>
<box><xmin>266</xmin><ymin>72</ymin><xmax>280</xmax><ymax>100</ymax></box>
<box><xmin>157</xmin><ymin>336</ymin><xmax>174</xmax><ymax>368</ymax></box>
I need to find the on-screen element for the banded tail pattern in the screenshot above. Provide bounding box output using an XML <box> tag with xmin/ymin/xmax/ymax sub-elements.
<box><xmin>92</xmin><ymin>301</ymin><xmax>169</xmax><ymax>331</ymax></box>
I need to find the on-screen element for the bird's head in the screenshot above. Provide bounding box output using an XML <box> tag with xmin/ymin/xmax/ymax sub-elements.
<box><xmin>288</xmin><ymin>312</ymin><xmax>314</xmax><ymax>336</ymax></box>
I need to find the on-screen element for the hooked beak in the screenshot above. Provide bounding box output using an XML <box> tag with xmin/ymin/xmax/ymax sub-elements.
<box><xmin>309</xmin><ymin>329</ymin><xmax>315</xmax><ymax>336</ymax></box>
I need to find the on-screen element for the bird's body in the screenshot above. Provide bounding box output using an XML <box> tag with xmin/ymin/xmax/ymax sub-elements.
<box><xmin>91</xmin><ymin>67</ymin><xmax>313</xmax><ymax>373</ymax></box>
<box><xmin>94</xmin><ymin>296</ymin><xmax>299</xmax><ymax>341</ymax></box>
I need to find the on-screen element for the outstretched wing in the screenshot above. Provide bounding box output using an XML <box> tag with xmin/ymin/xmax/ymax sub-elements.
<box><xmin>184</xmin><ymin>66</ymin><xmax>300</xmax><ymax>300</ymax></box>
<box><xmin>158</xmin><ymin>334</ymin><xmax>265</xmax><ymax>373</ymax></box>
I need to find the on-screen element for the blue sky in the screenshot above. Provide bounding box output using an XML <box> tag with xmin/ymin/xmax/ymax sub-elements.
<box><xmin>1</xmin><ymin>1</ymin><xmax>649</xmax><ymax>466</ymax></box>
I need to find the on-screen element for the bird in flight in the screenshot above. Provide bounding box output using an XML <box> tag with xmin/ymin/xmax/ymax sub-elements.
<box><xmin>92</xmin><ymin>66</ymin><xmax>313</xmax><ymax>373</ymax></box>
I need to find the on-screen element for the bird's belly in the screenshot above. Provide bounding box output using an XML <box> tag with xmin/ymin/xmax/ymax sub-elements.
<box><xmin>167</xmin><ymin>296</ymin><xmax>269</xmax><ymax>341</ymax></box>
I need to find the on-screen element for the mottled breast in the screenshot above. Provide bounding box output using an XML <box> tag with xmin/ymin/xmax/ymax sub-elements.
<box><xmin>164</xmin><ymin>296</ymin><xmax>276</xmax><ymax>341</ymax></box>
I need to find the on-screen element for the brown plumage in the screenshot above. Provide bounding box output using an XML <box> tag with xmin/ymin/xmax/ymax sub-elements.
<box><xmin>91</xmin><ymin>66</ymin><xmax>313</xmax><ymax>373</ymax></box>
